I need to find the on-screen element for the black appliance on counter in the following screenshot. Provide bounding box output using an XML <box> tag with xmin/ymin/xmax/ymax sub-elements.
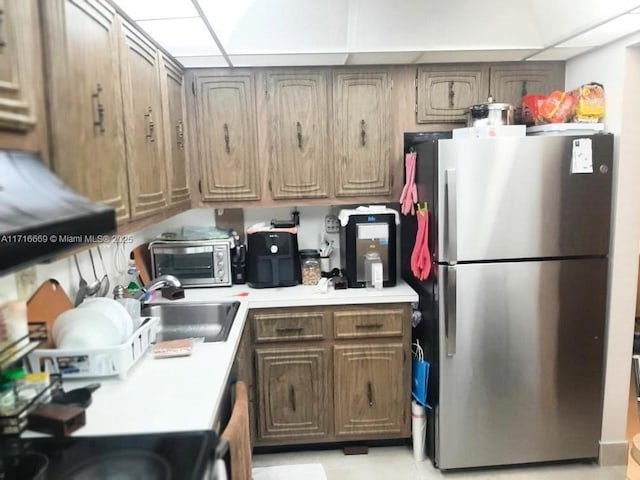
<box><xmin>246</xmin><ymin>229</ymin><xmax>300</xmax><ymax>288</ymax></box>
<box><xmin>339</xmin><ymin>211</ymin><xmax>397</xmax><ymax>288</ymax></box>
<box><xmin>1</xmin><ymin>430</ymin><xmax>220</xmax><ymax>479</ymax></box>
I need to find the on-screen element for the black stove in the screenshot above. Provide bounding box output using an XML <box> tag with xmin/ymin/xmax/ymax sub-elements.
<box><xmin>1</xmin><ymin>431</ymin><xmax>218</xmax><ymax>480</ymax></box>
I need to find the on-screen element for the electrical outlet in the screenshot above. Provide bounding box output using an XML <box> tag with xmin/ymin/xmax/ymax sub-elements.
<box><xmin>325</xmin><ymin>214</ymin><xmax>340</xmax><ymax>233</ymax></box>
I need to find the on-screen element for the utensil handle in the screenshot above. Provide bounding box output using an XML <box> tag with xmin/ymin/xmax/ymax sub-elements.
<box><xmin>445</xmin><ymin>168</ymin><xmax>457</xmax><ymax>263</ymax></box>
<box><xmin>444</xmin><ymin>266</ymin><xmax>457</xmax><ymax>356</ymax></box>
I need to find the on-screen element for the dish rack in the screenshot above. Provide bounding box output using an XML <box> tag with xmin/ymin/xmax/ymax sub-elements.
<box><xmin>0</xmin><ymin>323</ymin><xmax>64</xmax><ymax>448</ymax></box>
<box><xmin>26</xmin><ymin>317</ymin><xmax>159</xmax><ymax>380</ymax></box>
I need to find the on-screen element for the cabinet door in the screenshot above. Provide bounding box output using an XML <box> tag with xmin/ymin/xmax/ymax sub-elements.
<box><xmin>333</xmin><ymin>70</ymin><xmax>391</xmax><ymax>197</ymax></box>
<box><xmin>267</xmin><ymin>71</ymin><xmax>329</xmax><ymax>199</ymax></box>
<box><xmin>196</xmin><ymin>74</ymin><xmax>260</xmax><ymax>201</ymax></box>
<box><xmin>119</xmin><ymin>18</ymin><xmax>167</xmax><ymax>220</ymax></box>
<box><xmin>334</xmin><ymin>344</ymin><xmax>406</xmax><ymax>437</ymax></box>
<box><xmin>416</xmin><ymin>65</ymin><xmax>490</xmax><ymax>123</ymax></box>
<box><xmin>0</xmin><ymin>0</ymin><xmax>37</xmax><ymax>132</ymax></box>
<box><xmin>489</xmin><ymin>63</ymin><xmax>565</xmax><ymax>107</ymax></box>
<box><xmin>42</xmin><ymin>0</ymin><xmax>129</xmax><ymax>221</ymax></box>
<box><xmin>0</xmin><ymin>0</ymin><xmax>48</xmax><ymax>156</ymax></box>
<box><xmin>256</xmin><ymin>347</ymin><xmax>330</xmax><ymax>441</ymax></box>
<box><xmin>160</xmin><ymin>54</ymin><xmax>190</xmax><ymax>208</ymax></box>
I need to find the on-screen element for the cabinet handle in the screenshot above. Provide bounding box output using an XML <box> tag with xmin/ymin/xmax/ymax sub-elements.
<box><xmin>448</xmin><ymin>81</ymin><xmax>455</xmax><ymax>108</ymax></box>
<box><xmin>223</xmin><ymin>123</ymin><xmax>230</xmax><ymax>154</ymax></box>
<box><xmin>521</xmin><ymin>80</ymin><xmax>528</xmax><ymax>98</ymax></box>
<box><xmin>367</xmin><ymin>381</ymin><xmax>374</xmax><ymax>407</ymax></box>
<box><xmin>296</xmin><ymin>121</ymin><xmax>303</xmax><ymax>150</ymax></box>
<box><xmin>360</xmin><ymin>119</ymin><xmax>366</xmax><ymax>146</ymax></box>
<box><xmin>275</xmin><ymin>327</ymin><xmax>304</xmax><ymax>334</ymax></box>
<box><xmin>91</xmin><ymin>84</ymin><xmax>105</xmax><ymax>134</ymax></box>
<box><xmin>145</xmin><ymin>107</ymin><xmax>154</xmax><ymax>142</ymax></box>
<box><xmin>0</xmin><ymin>6</ymin><xmax>6</xmax><ymax>49</ymax></box>
<box><xmin>290</xmin><ymin>386</ymin><xmax>296</xmax><ymax>412</ymax></box>
<box><xmin>355</xmin><ymin>323</ymin><xmax>383</xmax><ymax>330</ymax></box>
<box><xmin>176</xmin><ymin>120</ymin><xmax>184</xmax><ymax>149</ymax></box>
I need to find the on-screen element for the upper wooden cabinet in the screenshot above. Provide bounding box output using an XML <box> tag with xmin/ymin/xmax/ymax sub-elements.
<box><xmin>159</xmin><ymin>54</ymin><xmax>190</xmax><ymax>208</ymax></box>
<box><xmin>0</xmin><ymin>0</ymin><xmax>47</xmax><ymax>155</ymax></box>
<box><xmin>416</xmin><ymin>62</ymin><xmax>565</xmax><ymax>124</ymax></box>
<box><xmin>41</xmin><ymin>0</ymin><xmax>130</xmax><ymax>221</ymax></box>
<box><xmin>266</xmin><ymin>71</ymin><xmax>330</xmax><ymax>199</ymax></box>
<box><xmin>195</xmin><ymin>73</ymin><xmax>260</xmax><ymax>202</ymax></box>
<box><xmin>416</xmin><ymin>65</ymin><xmax>490</xmax><ymax>123</ymax></box>
<box><xmin>118</xmin><ymin>18</ymin><xmax>167</xmax><ymax>220</ymax></box>
<box><xmin>333</xmin><ymin>70</ymin><xmax>391</xmax><ymax>197</ymax></box>
<box><xmin>489</xmin><ymin>63</ymin><xmax>565</xmax><ymax>107</ymax></box>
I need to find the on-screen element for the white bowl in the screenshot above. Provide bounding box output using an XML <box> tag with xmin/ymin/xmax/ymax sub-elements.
<box><xmin>77</xmin><ymin>298</ymin><xmax>134</xmax><ymax>341</ymax></box>
<box><xmin>53</xmin><ymin>308</ymin><xmax>122</xmax><ymax>349</ymax></box>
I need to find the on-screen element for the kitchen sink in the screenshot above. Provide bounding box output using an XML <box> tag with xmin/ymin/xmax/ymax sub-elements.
<box><xmin>142</xmin><ymin>301</ymin><xmax>240</xmax><ymax>343</ymax></box>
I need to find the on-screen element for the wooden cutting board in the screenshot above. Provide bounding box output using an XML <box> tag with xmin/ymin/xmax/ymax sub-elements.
<box><xmin>27</xmin><ymin>279</ymin><xmax>73</xmax><ymax>348</ymax></box>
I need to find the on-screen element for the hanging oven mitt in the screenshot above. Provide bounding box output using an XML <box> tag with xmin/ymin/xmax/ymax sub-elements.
<box><xmin>411</xmin><ymin>207</ymin><xmax>426</xmax><ymax>279</ymax></box>
<box><xmin>400</xmin><ymin>152</ymin><xmax>417</xmax><ymax>215</ymax></box>
<box><xmin>420</xmin><ymin>206</ymin><xmax>431</xmax><ymax>280</ymax></box>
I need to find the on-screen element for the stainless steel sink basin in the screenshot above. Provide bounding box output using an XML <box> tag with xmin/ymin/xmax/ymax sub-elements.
<box><xmin>142</xmin><ymin>301</ymin><xmax>240</xmax><ymax>343</ymax></box>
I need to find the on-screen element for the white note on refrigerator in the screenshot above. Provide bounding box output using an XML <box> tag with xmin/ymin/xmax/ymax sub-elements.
<box><xmin>571</xmin><ymin>138</ymin><xmax>593</xmax><ymax>174</ymax></box>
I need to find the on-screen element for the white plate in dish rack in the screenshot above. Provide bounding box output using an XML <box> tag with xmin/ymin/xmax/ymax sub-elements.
<box><xmin>27</xmin><ymin>317</ymin><xmax>159</xmax><ymax>379</ymax></box>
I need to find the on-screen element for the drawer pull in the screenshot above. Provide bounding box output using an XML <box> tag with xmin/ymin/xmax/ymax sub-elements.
<box><xmin>290</xmin><ymin>386</ymin><xmax>296</xmax><ymax>412</ymax></box>
<box><xmin>355</xmin><ymin>324</ymin><xmax>383</xmax><ymax>330</ymax></box>
<box><xmin>275</xmin><ymin>327</ymin><xmax>304</xmax><ymax>334</ymax></box>
<box><xmin>367</xmin><ymin>381</ymin><xmax>374</xmax><ymax>407</ymax></box>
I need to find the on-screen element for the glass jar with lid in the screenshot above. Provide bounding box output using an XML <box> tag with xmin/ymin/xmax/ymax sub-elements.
<box><xmin>300</xmin><ymin>249</ymin><xmax>321</xmax><ymax>285</ymax></box>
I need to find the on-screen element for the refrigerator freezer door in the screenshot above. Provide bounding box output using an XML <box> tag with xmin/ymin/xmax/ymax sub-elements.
<box><xmin>437</xmin><ymin>135</ymin><xmax>613</xmax><ymax>263</ymax></box>
<box><xmin>436</xmin><ymin>259</ymin><xmax>607</xmax><ymax>469</ymax></box>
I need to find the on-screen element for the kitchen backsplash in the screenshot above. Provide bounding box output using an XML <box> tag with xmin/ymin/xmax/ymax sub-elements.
<box><xmin>0</xmin><ymin>203</ymin><xmax>395</xmax><ymax>303</ymax></box>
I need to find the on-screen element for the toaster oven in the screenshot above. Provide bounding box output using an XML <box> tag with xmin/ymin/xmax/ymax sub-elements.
<box><xmin>149</xmin><ymin>239</ymin><xmax>233</xmax><ymax>287</ymax></box>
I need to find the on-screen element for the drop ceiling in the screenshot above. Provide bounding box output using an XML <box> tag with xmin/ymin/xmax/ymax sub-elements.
<box><xmin>113</xmin><ymin>0</ymin><xmax>640</xmax><ymax>67</ymax></box>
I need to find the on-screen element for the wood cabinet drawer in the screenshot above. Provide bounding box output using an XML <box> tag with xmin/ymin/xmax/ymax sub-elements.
<box><xmin>333</xmin><ymin>308</ymin><xmax>405</xmax><ymax>339</ymax></box>
<box><xmin>253</xmin><ymin>311</ymin><xmax>327</xmax><ymax>343</ymax></box>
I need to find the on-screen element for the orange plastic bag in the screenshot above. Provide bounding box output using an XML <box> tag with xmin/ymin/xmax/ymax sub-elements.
<box><xmin>538</xmin><ymin>90</ymin><xmax>576</xmax><ymax>123</ymax></box>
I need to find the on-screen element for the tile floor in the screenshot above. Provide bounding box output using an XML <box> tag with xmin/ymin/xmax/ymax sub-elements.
<box><xmin>252</xmin><ymin>446</ymin><xmax>626</xmax><ymax>480</ymax></box>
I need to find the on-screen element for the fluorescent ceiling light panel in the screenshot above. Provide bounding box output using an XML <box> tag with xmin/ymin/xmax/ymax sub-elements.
<box><xmin>558</xmin><ymin>13</ymin><xmax>640</xmax><ymax>47</ymax></box>
<box><xmin>198</xmin><ymin>0</ymin><xmax>348</xmax><ymax>54</ymax></box>
<box><xmin>112</xmin><ymin>0</ymin><xmax>198</xmax><ymax>20</ymax></box>
<box><xmin>136</xmin><ymin>18</ymin><xmax>221</xmax><ymax>56</ymax></box>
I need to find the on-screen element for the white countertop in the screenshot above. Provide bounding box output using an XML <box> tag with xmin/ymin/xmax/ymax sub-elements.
<box><xmin>25</xmin><ymin>282</ymin><xmax>417</xmax><ymax>437</ymax></box>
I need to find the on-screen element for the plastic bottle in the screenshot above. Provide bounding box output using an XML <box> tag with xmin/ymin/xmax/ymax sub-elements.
<box><xmin>125</xmin><ymin>260</ymin><xmax>141</xmax><ymax>296</ymax></box>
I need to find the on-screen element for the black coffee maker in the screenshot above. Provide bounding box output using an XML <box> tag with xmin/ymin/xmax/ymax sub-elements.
<box><xmin>246</xmin><ymin>229</ymin><xmax>301</xmax><ymax>288</ymax></box>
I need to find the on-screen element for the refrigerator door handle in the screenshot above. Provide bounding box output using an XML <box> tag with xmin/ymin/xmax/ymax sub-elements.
<box><xmin>445</xmin><ymin>266</ymin><xmax>457</xmax><ymax>356</ymax></box>
<box><xmin>445</xmin><ymin>168</ymin><xmax>457</xmax><ymax>263</ymax></box>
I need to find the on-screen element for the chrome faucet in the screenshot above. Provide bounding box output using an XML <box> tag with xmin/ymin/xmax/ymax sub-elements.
<box><xmin>113</xmin><ymin>274</ymin><xmax>182</xmax><ymax>301</ymax></box>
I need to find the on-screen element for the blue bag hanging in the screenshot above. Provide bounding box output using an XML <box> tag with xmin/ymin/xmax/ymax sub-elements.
<box><xmin>412</xmin><ymin>340</ymin><xmax>430</xmax><ymax>408</ymax></box>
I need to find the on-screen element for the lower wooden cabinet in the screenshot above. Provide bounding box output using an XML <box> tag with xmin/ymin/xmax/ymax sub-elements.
<box><xmin>240</xmin><ymin>304</ymin><xmax>411</xmax><ymax>447</ymax></box>
<box><xmin>333</xmin><ymin>344</ymin><xmax>406</xmax><ymax>438</ymax></box>
<box><xmin>255</xmin><ymin>347</ymin><xmax>330</xmax><ymax>441</ymax></box>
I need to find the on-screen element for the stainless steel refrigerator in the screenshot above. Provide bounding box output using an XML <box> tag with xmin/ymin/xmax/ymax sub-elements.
<box><xmin>401</xmin><ymin>132</ymin><xmax>614</xmax><ymax>470</ymax></box>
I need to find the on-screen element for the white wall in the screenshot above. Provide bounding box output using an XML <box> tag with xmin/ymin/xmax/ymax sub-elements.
<box><xmin>566</xmin><ymin>32</ymin><xmax>640</xmax><ymax>463</ymax></box>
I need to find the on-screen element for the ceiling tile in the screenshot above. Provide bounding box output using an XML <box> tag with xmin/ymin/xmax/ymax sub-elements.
<box><xmin>526</xmin><ymin>47</ymin><xmax>593</xmax><ymax>61</ymax></box>
<box><xmin>136</xmin><ymin>18</ymin><xmax>221</xmax><ymax>56</ymax></box>
<box><xmin>346</xmin><ymin>52</ymin><xmax>421</xmax><ymax>65</ymax></box>
<box><xmin>198</xmin><ymin>0</ymin><xmax>349</xmax><ymax>54</ymax></box>
<box><xmin>228</xmin><ymin>53</ymin><xmax>349</xmax><ymax>67</ymax></box>
<box><xmin>112</xmin><ymin>0</ymin><xmax>198</xmax><ymax>20</ymax></box>
<box><xmin>415</xmin><ymin>49</ymin><xmax>540</xmax><ymax>63</ymax></box>
<box><xmin>175</xmin><ymin>56</ymin><xmax>230</xmax><ymax>68</ymax></box>
<box><xmin>558</xmin><ymin>14</ymin><xmax>640</xmax><ymax>47</ymax></box>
